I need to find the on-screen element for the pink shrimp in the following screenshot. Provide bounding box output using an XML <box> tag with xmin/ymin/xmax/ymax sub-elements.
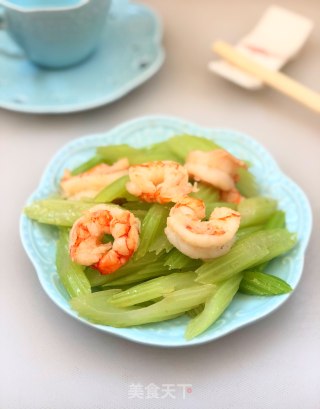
<box><xmin>69</xmin><ymin>204</ymin><xmax>140</xmax><ymax>274</ymax></box>
<box><xmin>185</xmin><ymin>149</ymin><xmax>247</xmax><ymax>203</ymax></box>
<box><xmin>165</xmin><ymin>196</ymin><xmax>241</xmax><ymax>259</ymax></box>
<box><xmin>126</xmin><ymin>160</ymin><xmax>194</xmax><ymax>204</ymax></box>
<box><xmin>61</xmin><ymin>158</ymin><xmax>129</xmax><ymax>199</ymax></box>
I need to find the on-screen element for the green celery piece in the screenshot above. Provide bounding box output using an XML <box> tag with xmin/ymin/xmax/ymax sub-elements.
<box><xmin>256</xmin><ymin>210</ymin><xmax>287</xmax><ymax>271</ymax></box>
<box><xmin>236</xmin><ymin>225</ymin><xmax>264</xmax><ymax>240</ymax></box>
<box><xmin>185</xmin><ymin>274</ymin><xmax>242</xmax><ymax>340</ymax></box>
<box><xmin>96</xmin><ymin>144</ymin><xmax>141</xmax><ymax>164</ymax></box>
<box><xmin>122</xmin><ymin>201</ymin><xmax>152</xmax><ymax>211</ymax></box>
<box><xmin>205</xmin><ymin>201</ymin><xmax>237</xmax><ymax>218</ymax></box>
<box><xmin>71</xmin><ymin>284</ymin><xmax>214</xmax><ymax>327</ymax></box>
<box><xmin>148</xmin><ymin>234</ymin><xmax>173</xmax><ymax>255</ymax></box>
<box><xmin>264</xmin><ymin>210</ymin><xmax>286</xmax><ymax>229</ymax></box>
<box><xmin>236</xmin><ymin>168</ymin><xmax>259</xmax><ymax>197</ymax></box>
<box><xmin>165</xmin><ymin>134</ymin><xmax>221</xmax><ymax>161</ymax></box>
<box><xmin>71</xmin><ymin>155</ymin><xmax>105</xmax><ymax>176</ymax></box>
<box><xmin>186</xmin><ymin>304</ymin><xmax>205</xmax><ymax>318</ymax></box>
<box><xmin>131</xmin><ymin>149</ymin><xmax>181</xmax><ymax>164</ymax></box>
<box><xmin>24</xmin><ymin>199</ymin><xmax>144</xmax><ymax>227</ymax></box>
<box><xmin>85</xmin><ymin>251</ymin><xmax>159</xmax><ymax>287</ymax></box>
<box><xmin>94</xmin><ymin>175</ymin><xmax>136</xmax><ymax>203</ymax></box>
<box><xmin>109</xmin><ymin>272</ymin><xmax>197</xmax><ymax>307</ymax></box>
<box><xmin>56</xmin><ymin>228</ymin><xmax>91</xmax><ymax>298</ymax></box>
<box><xmin>190</xmin><ymin>182</ymin><xmax>220</xmax><ymax>205</ymax></box>
<box><xmin>239</xmin><ymin>270</ymin><xmax>292</xmax><ymax>295</ymax></box>
<box><xmin>196</xmin><ymin>229</ymin><xmax>296</xmax><ymax>284</ymax></box>
<box><xmin>24</xmin><ymin>199</ymin><xmax>94</xmax><ymax>227</ymax></box>
<box><xmin>164</xmin><ymin>248</ymin><xmax>202</xmax><ymax>271</ymax></box>
<box><xmin>134</xmin><ymin>204</ymin><xmax>170</xmax><ymax>260</ymax></box>
<box><xmin>102</xmin><ymin>260</ymin><xmax>173</xmax><ymax>287</ymax></box>
<box><xmin>238</xmin><ymin>197</ymin><xmax>278</xmax><ymax>227</ymax></box>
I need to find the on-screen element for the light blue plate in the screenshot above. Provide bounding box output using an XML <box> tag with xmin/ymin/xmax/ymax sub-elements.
<box><xmin>20</xmin><ymin>116</ymin><xmax>312</xmax><ymax>347</ymax></box>
<box><xmin>0</xmin><ymin>2</ymin><xmax>164</xmax><ymax>113</ymax></box>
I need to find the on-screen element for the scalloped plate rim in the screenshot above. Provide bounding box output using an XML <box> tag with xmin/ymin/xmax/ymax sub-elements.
<box><xmin>20</xmin><ymin>115</ymin><xmax>312</xmax><ymax>347</ymax></box>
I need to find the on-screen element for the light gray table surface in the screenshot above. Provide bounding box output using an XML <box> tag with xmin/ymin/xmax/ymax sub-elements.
<box><xmin>1</xmin><ymin>1</ymin><xmax>319</xmax><ymax>408</ymax></box>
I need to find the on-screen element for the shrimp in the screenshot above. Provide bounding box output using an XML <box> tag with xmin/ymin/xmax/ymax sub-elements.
<box><xmin>69</xmin><ymin>204</ymin><xmax>140</xmax><ymax>274</ymax></box>
<box><xmin>165</xmin><ymin>197</ymin><xmax>241</xmax><ymax>259</ymax></box>
<box><xmin>126</xmin><ymin>160</ymin><xmax>194</xmax><ymax>204</ymax></box>
<box><xmin>185</xmin><ymin>149</ymin><xmax>247</xmax><ymax>202</ymax></box>
<box><xmin>61</xmin><ymin>158</ymin><xmax>129</xmax><ymax>200</ymax></box>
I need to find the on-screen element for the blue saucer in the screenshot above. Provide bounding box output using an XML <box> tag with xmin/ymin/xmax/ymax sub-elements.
<box><xmin>0</xmin><ymin>2</ymin><xmax>164</xmax><ymax>113</ymax></box>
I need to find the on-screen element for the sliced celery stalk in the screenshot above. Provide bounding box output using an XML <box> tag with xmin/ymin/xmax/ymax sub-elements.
<box><xmin>24</xmin><ymin>199</ymin><xmax>143</xmax><ymax>227</ymax></box>
<box><xmin>85</xmin><ymin>251</ymin><xmax>159</xmax><ymax>287</ymax></box>
<box><xmin>24</xmin><ymin>199</ymin><xmax>94</xmax><ymax>227</ymax></box>
<box><xmin>134</xmin><ymin>204</ymin><xmax>170</xmax><ymax>260</ymax></box>
<box><xmin>164</xmin><ymin>248</ymin><xmax>202</xmax><ymax>271</ymax></box>
<box><xmin>190</xmin><ymin>182</ymin><xmax>220</xmax><ymax>205</ymax></box>
<box><xmin>164</xmin><ymin>134</ymin><xmax>220</xmax><ymax>161</ymax></box>
<box><xmin>186</xmin><ymin>304</ymin><xmax>205</xmax><ymax>318</ymax></box>
<box><xmin>236</xmin><ymin>225</ymin><xmax>264</xmax><ymax>240</ymax></box>
<box><xmin>238</xmin><ymin>197</ymin><xmax>278</xmax><ymax>227</ymax></box>
<box><xmin>102</xmin><ymin>260</ymin><xmax>173</xmax><ymax>287</ymax></box>
<box><xmin>71</xmin><ymin>284</ymin><xmax>214</xmax><ymax>327</ymax></box>
<box><xmin>56</xmin><ymin>228</ymin><xmax>91</xmax><ymax>298</ymax></box>
<box><xmin>96</xmin><ymin>144</ymin><xmax>141</xmax><ymax>164</ymax></box>
<box><xmin>185</xmin><ymin>274</ymin><xmax>242</xmax><ymax>339</ymax></box>
<box><xmin>264</xmin><ymin>210</ymin><xmax>286</xmax><ymax>230</ymax></box>
<box><xmin>239</xmin><ymin>270</ymin><xmax>292</xmax><ymax>295</ymax></box>
<box><xmin>109</xmin><ymin>272</ymin><xmax>197</xmax><ymax>307</ymax></box>
<box><xmin>205</xmin><ymin>201</ymin><xmax>237</xmax><ymax>218</ymax></box>
<box><xmin>71</xmin><ymin>155</ymin><xmax>105</xmax><ymax>176</ymax></box>
<box><xmin>236</xmin><ymin>168</ymin><xmax>259</xmax><ymax>197</ymax></box>
<box><xmin>94</xmin><ymin>175</ymin><xmax>135</xmax><ymax>203</ymax></box>
<box><xmin>196</xmin><ymin>229</ymin><xmax>296</xmax><ymax>284</ymax></box>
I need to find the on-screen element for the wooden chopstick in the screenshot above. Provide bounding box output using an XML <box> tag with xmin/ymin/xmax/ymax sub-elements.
<box><xmin>213</xmin><ymin>40</ymin><xmax>320</xmax><ymax>113</ymax></box>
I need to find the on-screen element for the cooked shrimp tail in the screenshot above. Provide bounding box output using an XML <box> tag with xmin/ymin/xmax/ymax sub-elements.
<box><xmin>165</xmin><ymin>197</ymin><xmax>241</xmax><ymax>259</ymax></box>
<box><xmin>69</xmin><ymin>204</ymin><xmax>140</xmax><ymax>274</ymax></box>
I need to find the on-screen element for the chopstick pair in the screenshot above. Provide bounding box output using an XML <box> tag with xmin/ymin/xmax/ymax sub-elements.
<box><xmin>210</xmin><ymin>6</ymin><xmax>320</xmax><ymax>113</ymax></box>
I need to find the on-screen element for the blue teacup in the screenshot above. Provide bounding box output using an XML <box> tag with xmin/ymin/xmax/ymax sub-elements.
<box><xmin>0</xmin><ymin>0</ymin><xmax>112</xmax><ymax>68</ymax></box>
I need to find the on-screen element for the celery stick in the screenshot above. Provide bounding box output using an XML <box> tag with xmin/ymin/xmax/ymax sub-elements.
<box><xmin>264</xmin><ymin>210</ymin><xmax>286</xmax><ymax>229</ymax></box>
<box><xmin>131</xmin><ymin>150</ymin><xmax>181</xmax><ymax>164</ymax></box>
<box><xmin>190</xmin><ymin>182</ymin><xmax>220</xmax><ymax>204</ymax></box>
<box><xmin>236</xmin><ymin>225</ymin><xmax>264</xmax><ymax>240</ymax></box>
<box><xmin>185</xmin><ymin>274</ymin><xmax>242</xmax><ymax>340</ymax></box>
<box><xmin>56</xmin><ymin>229</ymin><xmax>91</xmax><ymax>298</ymax></box>
<box><xmin>94</xmin><ymin>175</ymin><xmax>135</xmax><ymax>203</ymax></box>
<box><xmin>186</xmin><ymin>304</ymin><xmax>204</xmax><ymax>318</ymax></box>
<box><xmin>85</xmin><ymin>251</ymin><xmax>159</xmax><ymax>287</ymax></box>
<box><xmin>236</xmin><ymin>168</ymin><xmax>259</xmax><ymax>197</ymax></box>
<box><xmin>255</xmin><ymin>211</ymin><xmax>287</xmax><ymax>271</ymax></box>
<box><xmin>24</xmin><ymin>199</ymin><xmax>144</xmax><ymax>227</ymax></box>
<box><xmin>96</xmin><ymin>144</ymin><xmax>141</xmax><ymax>164</ymax></box>
<box><xmin>164</xmin><ymin>248</ymin><xmax>202</xmax><ymax>271</ymax></box>
<box><xmin>239</xmin><ymin>270</ymin><xmax>292</xmax><ymax>295</ymax></box>
<box><xmin>102</xmin><ymin>260</ymin><xmax>173</xmax><ymax>287</ymax></box>
<box><xmin>122</xmin><ymin>201</ymin><xmax>152</xmax><ymax>211</ymax></box>
<box><xmin>196</xmin><ymin>229</ymin><xmax>296</xmax><ymax>284</ymax></box>
<box><xmin>24</xmin><ymin>199</ymin><xmax>94</xmax><ymax>227</ymax></box>
<box><xmin>165</xmin><ymin>135</ymin><xmax>220</xmax><ymax>161</ymax></box>
<box><xmin>71</xmin><ymin>155</ymin><xmax>105</xmax><ymax>176</ymax></box>
<box><xmin>71</xmin><ymin>284</ymin><xmax>214</xmax><ymax>327</ymax></box>
<box><xmin>206</xmin><ymin>201</ymin><xmax>237</xmax><ymax>218</ymax></box>
<box><xmin>148</xmin><ymin>234</ymin><xmax>173</xmax><ymax>255</ymax></box>
<box><xmin>239</xmin><ymin>197</ymin><xmax>278</xmax><ymax>227</ymax></box>
<box><xmin>109</xmin><ymin>272</ymin><xmax>197</xmax><ymax>307</ymax></box>
<box><xmin>134</xmin><ymin>204</ymin><xmax>170</xmax><ymax>260</ymax></box>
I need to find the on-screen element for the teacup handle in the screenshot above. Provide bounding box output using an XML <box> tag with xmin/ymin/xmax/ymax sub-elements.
<box><xmin>0</xmin><ymin>6</ymin><xmax>25</xmax><ymax>59</ymax></box>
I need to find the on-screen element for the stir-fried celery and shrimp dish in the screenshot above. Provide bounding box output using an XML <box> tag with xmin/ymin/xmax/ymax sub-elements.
<box><xmin>24</xmin><ymin>135</ymin><xmax>296</xmax><ymax>340</ymax></box>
